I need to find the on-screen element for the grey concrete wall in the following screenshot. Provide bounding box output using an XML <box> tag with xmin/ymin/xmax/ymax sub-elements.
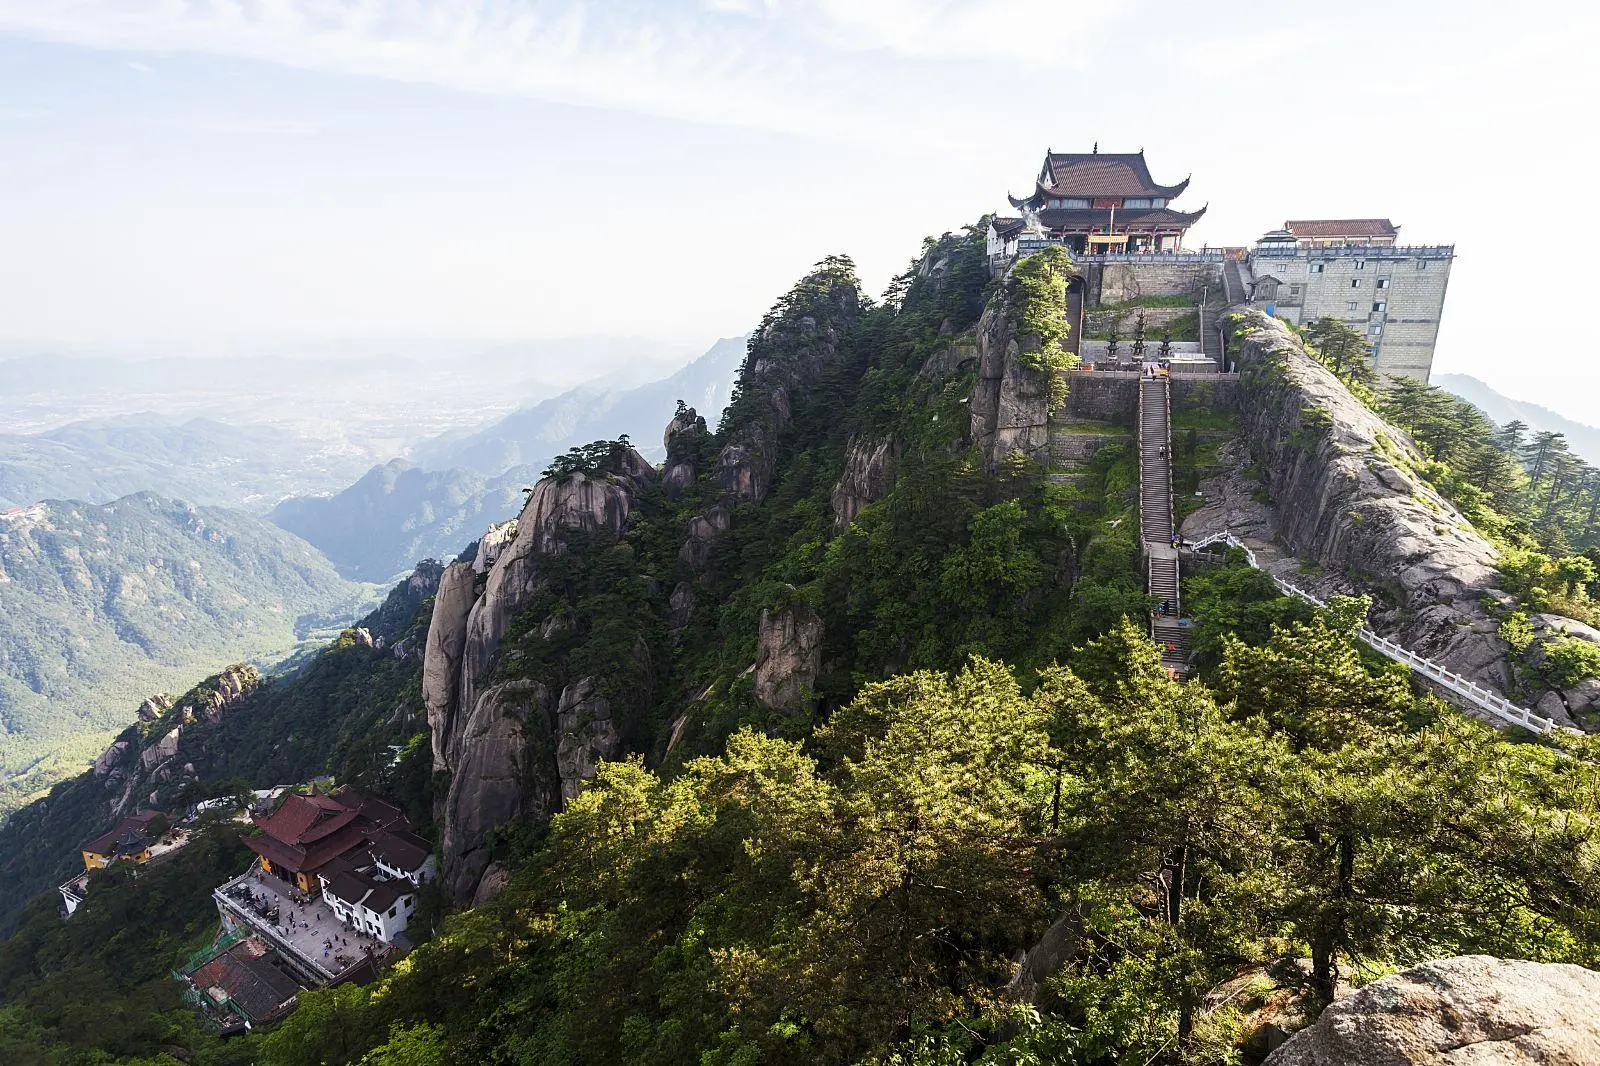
<box><xmin>1083</xmin><ymin>259</ymin><xmax>1225</xmax><ymax>307</ymax></box>
<box><xmin>1064</xmin><ymin>371</ymin><xmax>1240</xmax><ymax>424</ymax></box>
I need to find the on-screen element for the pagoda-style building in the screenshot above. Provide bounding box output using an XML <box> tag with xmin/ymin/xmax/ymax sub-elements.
<box><xmin>1002</xmin><ymin>148</ymin><xmax>1205</xmax><ymax>255</ymax></box>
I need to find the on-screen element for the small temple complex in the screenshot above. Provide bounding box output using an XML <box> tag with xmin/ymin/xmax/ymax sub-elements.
<box><xmin>995</xmin><ymin>147</ymin><xmax>1206</xmax><ymax>255</ymax></box>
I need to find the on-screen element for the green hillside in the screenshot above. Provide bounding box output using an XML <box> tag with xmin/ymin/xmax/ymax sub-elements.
<box><xmin>0</xmin><ymin>492</ymin><xmax>373</xmax><ymax>818</ymax></box>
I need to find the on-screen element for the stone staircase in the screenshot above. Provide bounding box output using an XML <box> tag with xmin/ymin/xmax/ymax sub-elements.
<box><xmin>1138</xmin><ymin>375</ymin><xmax>1191</xmax><ymax>675</ymax></box>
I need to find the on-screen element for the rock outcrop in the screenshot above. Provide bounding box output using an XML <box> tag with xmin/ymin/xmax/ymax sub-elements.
<box><xmin>423</xmin><ymin>561</ymin><xmax>478</xmax><ymax>772</ymax></box>
<box><xmin>555</xmin><ymin>675</ymin><xmax>621</xmax><ymax>801</ymax></box>
<box><xmin>1264</xmin><ymin>955</ymin><xmax>1600</xmax><ymax>1065</ymax></box>
<box><xmin>831</xmin><ymin>436</ymin><xmax>900</xmax><ymax>532</ymax></box>
<box><xmin>1200</xmin><ymin>312</ymin><xmax>1538</xmax><ymax>706</ymax></box>
<box><xmin>714</xmin><ymin>270</ymin><xmax>859</xmax><ymax>508</ymax></box>
<box><xmin>969</xmin><ymin>281</ymin><xmax>1052</xmax><ymax>472</ymax></box>
<box><xmin>472</xmin><ymin>519</ymin><xmax>518</xmax><ymax>573</ymax></box>
<box><xmin>425</xmin><ymin>448</ymin><xmax>658</xmax><ymax>900</ymax></box>
<box><xmin>662</xmin><ymin>405</ymin><xmax>708</xmax><ymax>501</ymax></box>
<box><xmin>754</xmin><ymin>602</ymin><xmax>823</xmax><ymax>714</ymax></box>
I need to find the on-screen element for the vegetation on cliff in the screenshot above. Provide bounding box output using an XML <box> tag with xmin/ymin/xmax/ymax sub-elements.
<box><xmin>5</xmin><ymin>230</ymin><xmax>1600</xmax><ymax>1065</ymax></box>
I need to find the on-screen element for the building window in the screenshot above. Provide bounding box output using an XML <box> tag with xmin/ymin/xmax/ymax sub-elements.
<box><xmin>1376</xmin><ymin>277</ymin><xmax>1390</xmax><ymax>289</ymax></box>
<box><xmin>1416</xmin><ymin>260</ymin><xmax>1429</xmax><ymax>270</ymax></box>
<box><xmin>1124</xmin><ymin>198</ymin><xmax>1151</xmax><ymax>209</ymax></box>
<box><xmin>1347</xmin><ymin>301</ymin><xmax>1359</xmax><ymax>311</ymax></box>
<box><xmin>1151</xmin><ymin>198</ymin><xmax>1166</xmax><ymax>208</ymax></box>
<box><xmin>1063</xmin><ymin>198</ymin><xmax>1089</xmax><ymax>209</ymax></box>
<box><xmin>1289</xmin><ymin>284</ymin><xmax>1302</xmax><ymax>296</ymax></box>
<box><xmin>1350</xmin><ymin>278</ymin><xmax>1362</xmax><ymax>289</ymax></box>
<box><xmin>1372</xmin><ymin>301</ymin><xmax>1387</xmax><ymax>313</ymax></box>
<box><xmin>1368</xmin><ymin>323</ymin><xmax>1384</xmax><ymax>335</ymax></box>
<box><xmin>1310</xmin><ymin>262</ymin><xmax>1326</xmax><ymax>273</ymax></box>
<box><xmin>389</xmin><ymin>905</ymin><xmax>398</xmax><ymax>918</ymax></box>
<box><xmin>1354</xmin><ymin>260</ymin><xmax>1366</xmax><ymax>270</ymax></box>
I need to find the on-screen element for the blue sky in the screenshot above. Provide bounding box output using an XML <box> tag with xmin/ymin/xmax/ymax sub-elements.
<box><xmin>0</xmin><ymin>1</ymin><xmax>1594</xmax><ymax>411</ymax></box>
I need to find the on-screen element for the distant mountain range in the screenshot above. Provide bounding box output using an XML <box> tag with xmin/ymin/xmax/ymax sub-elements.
<box><xmin>414</xmin><ymin>336</ymin><xmax>747</xmax><ymax>475</ymax></box>
<box><xmin>0</xmin><ymin>492</ymin><xmax>371</xmax><ymax>817</ymax></box>
<box><xmin>1436</xmin><ymin>374</ymin><xmax>1600</xmax><ymax>465</ymax></box>
<box><xmin>0</xmin><ymin>414</ymin><xmax>380</xmax><ymax>511</ymax></box>
<box><xmin>269</xmin><ymin>461</ymin><xmax>535</xmax><ymax>581</ymax></box>
<box><xmin>271</xmin><ymin>337</ymin><xmax>748</xmax><ymax>577</ymax></box>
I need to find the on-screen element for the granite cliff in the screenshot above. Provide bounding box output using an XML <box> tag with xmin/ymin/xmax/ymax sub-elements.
<box><xmin>1184</xmin><ymin>311</ymin><xmax>1598</xmax><ymax>726</ymax></box>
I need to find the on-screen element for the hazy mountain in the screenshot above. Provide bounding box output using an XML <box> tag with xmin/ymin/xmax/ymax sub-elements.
<box><xmin>413</xmin><ymin>336</ymin><xmax>747</xmax><ymax>475</ymax></box>
<box><xmin>0</xmin><ymin>492</ymin><xmax>371</xmax><ymax>815</ymax></box>
<box><xmin>1436</xmin><ymin>374</ymin><xmax>1600</xmax><ymax>465</ymax></box>
<box><xmin>269</xmin><ymin>460</ymin><xmax>536</xmax><ymax>580</ymax></box>
<box><xmin>0</xmin><ymin>414</ymin><xmax>380</xmax><ymax>511</ymax></box>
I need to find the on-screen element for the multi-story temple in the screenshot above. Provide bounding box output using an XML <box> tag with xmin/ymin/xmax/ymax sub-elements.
<box><xmin>994</xmin><ymin>148</ymin><xmax>1206</xmax><ymax>256</ymax></box>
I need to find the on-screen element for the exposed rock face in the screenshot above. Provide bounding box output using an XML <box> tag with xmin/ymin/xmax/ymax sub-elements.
<box><xmin>438</xmin><ymin>678</ymin><xmax>556</xmax><ymax>901</ymax></box>
<box><xmin>1264</xmin><ymin>955</ymin><xmax>1600</xmax><ymax>1065</ymax></box>
<box><xmin>970</xmin><ymin>288</ymin><xmax>1052</xmax><ymax>471</ymax></box>
<box><xmin>754</xmin><ymin>603</ymin><xmax>823</xmax><ymax>714</ymax></box>
<box><xmin>135</xmin><ymin>695</ymin><xmax>171</xmax><ymax>723</ymax></box>
<box><xmin>425</xmin><ymin>450</ymin><xmax>658</xmax><ymax>900</ymax></box>
<box><xmin>423</xmin><ymin>561</ymin><xmax>478</xmax><ymax>772</ymax></box>
<box><xmin>662</xmin><ymin>406</ymin><xmax>708</xmax><ymax>501</ymax></box>
<box><xmin>457</xmin><ymin>469</ymin><xmax>646</xmax><ymax>724</ymax></box>
<box><xmin>678</xmin><ymin>506</ymin><xmax>731</xmax><ymax>570</ymax></box>
<box><xmin>555</xmin><ymin>675</ymin><xmax>621</xmax><ymax>801</ymax></box>
<box><xmin>831</xmin><ymin>436</ymin><xmax>900</xmax><ymax>532</ymax></box>
<box><xmin>716</xmin><ymin>276</ymin><xmax>859</xmax><ymax>508</ymax></box>
<box><xmin>472</xmin><ymin>519</ymin><xmax>519</xmax><ymax>573</ymax></box>
<box><xmin>1215</xmin><ymin>312</ymin><xmax>1520</xmax><ymax>698</ymax></box>
<box><xmin>669</xmin><ymin>582</ymin><xmax>696</xmax><ymax>631</ymax></box>
<box><xmin>1522</xmin><ymin>614</ymin><xmax>1600</xmax><ymax>725</ymax></box>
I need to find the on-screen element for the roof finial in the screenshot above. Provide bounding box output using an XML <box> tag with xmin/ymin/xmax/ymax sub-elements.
<box><xmin>1092</xmin><ymin>142</ymin><xmax>1098</xmax><ymax>154</ymax></box>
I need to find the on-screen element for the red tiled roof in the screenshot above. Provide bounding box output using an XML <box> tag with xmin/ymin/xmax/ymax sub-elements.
<box><xmin>1284</xmin><ymin>218</ymin><xmax>1397</xmax><ymax>238</ymax></box>
<box><xmin>245</xmin><ymin>788</ymin><xmax>417</xmax><ymax>875</ymax></box>
<box><xmin>83</xmin><ymin>811</ymin><xmax>160</xmax><ymax>858</ymax></box>
<box><xmin>1041</xmin><ymin>152</ymin><xmax>1190</xmax><ymax>199</ymax></box>
<box><xmin>187</xmin><ymin>943</ymin><xmax>301</xmax><ymax>1024</ymax></box>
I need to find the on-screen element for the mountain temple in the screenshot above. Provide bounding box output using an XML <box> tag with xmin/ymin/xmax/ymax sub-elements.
<box><xmin>994</xmin><ymin>147</ymin><xmax>1206</xmax><ymax>256</ymax></box>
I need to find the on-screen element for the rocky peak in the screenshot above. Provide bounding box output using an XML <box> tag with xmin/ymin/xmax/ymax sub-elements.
<box><xmin>423</xmin><ymin>446</ymin><xmax>658</xmax><ymax>900</ymax></box>
<box><xmin>831</xmin><ymin>436</ymin><xmax>900</xmax><ymax>532</ymax></box>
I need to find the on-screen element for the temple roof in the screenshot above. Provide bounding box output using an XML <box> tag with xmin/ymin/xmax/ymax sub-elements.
<box><xmin>84</xmin><ymin>810</ymin><xmax>160</xmax><ymax>858</ymax></box>
<box><xmin>990</xmin><ymin>216</ymin><xmax>1027</xmax><ymax>238</ymax></box>
<box><xmin>187</xmin><ymin>942</ymin><xmax>300</xmax><ymax>1024</ymax></box>
<box><xmin>1284</xmin><ymin>218</ymin><xmax>1397</xmax><ymax>239</ymax></box>
<box><xmin>1035</xmin><ymin>205</ymin><xmax>1207</xmax><ymax>233</ymax></box>
<box><xmin>244</xmin><ymin>788</ymin><xmax>416</xmax><ymax>875</ymax></box>
<box><xmin>369</xmin><ymin>829</ymin><xmax>432</xmax><ymax>875</ymax></box>
<box><xmin>1011</xmin><ymin>150</ymin><xmax>1191</xmax><ymax>208</ymax></box>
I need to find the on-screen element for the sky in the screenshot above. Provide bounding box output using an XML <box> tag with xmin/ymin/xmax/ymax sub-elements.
<box><xmin>0</xmin><ymin>0</ymin><xmax>1595</xmax><ymax>413</ymax></box>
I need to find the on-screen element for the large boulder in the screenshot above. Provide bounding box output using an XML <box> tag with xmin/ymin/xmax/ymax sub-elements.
<box><xmin>1265</xmin><ymin>955</ymin><xmax>1600</xmax><ymax>1065</ymax></box>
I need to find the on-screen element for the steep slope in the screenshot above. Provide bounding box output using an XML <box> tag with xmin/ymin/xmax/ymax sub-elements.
<box><xmin>0</xmin><ymin>561</ymin><xmax>439</xmax><ymax>932</ymax></box>
<box><xmin>413</xmin><ymin>336</ymin><xmax>746</xmax><ymax>475</ymax></box>
<box><xmin>268</xmin><ymin>459</ymin><xmax>534</xmax><ymax>580</ymax></box>
<box><xmin>421</xmin><ymin>240</ymin><xmax>1128</xmax><ymax>902</ymax></box>
<box><xmin>1184</xmin><ymin>311</ymin><xmax>1595</xmax><ymax>723</ymax></box>
<box><xmin>0</xmin><ymin>493</ymin><xmax>372</xmax><ymax>817</ymax></box>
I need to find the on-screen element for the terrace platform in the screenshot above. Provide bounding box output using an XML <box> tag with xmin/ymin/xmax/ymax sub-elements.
<box><xmin>214</xmin><ymin>866</ymin><xmax>387</xmax><ymax>985</ymax></box>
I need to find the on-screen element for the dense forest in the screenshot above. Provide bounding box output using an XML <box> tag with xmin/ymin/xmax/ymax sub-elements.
<box><xmin>2</xmin><ymin>233</ymin><xmax>1599</xmax><ymax>1064</ymax></box>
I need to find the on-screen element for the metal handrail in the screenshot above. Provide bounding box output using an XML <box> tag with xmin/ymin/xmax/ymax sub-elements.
<box><xmin>1188</xmin><ymin>532</ymin><xmax>1559</xmax><ymax>734</ymax></box>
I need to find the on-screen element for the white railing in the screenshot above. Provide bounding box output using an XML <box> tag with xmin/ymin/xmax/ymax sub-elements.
<box><xmin>1188</xmin><ymin>532</ymin><xmax>1560</xmax><ymax>735</ymax></box>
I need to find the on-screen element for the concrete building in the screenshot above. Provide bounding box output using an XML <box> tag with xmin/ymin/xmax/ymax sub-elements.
<box><xmin>1247</xmin><ymin>221</ymin><xmax>1453</xmax><ymax>381</ymax></box>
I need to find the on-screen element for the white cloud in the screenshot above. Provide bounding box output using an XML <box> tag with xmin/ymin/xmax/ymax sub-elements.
<box><xmin>0</xmin><ymin>1</ymin><xmax>1118</xmax><ymax>135</ymax></box>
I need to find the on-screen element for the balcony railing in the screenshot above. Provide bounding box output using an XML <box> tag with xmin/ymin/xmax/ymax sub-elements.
<box><xmin>1252</xmin><ymin>244</ymin><xmax>1455</xmax><ymax>260</ymax></box>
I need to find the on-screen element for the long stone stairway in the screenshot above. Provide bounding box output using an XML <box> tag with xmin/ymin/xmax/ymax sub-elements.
<box><xmin>1138</xmin><ymin>375</ymin><xmax>1191</xmax><ymax>675</ymax></box>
